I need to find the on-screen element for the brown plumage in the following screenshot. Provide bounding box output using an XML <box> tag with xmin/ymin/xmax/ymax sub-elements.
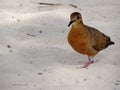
<box><xmin>68</xmin><ymin>12</ymin><xmax>114</xmax><ymax>68</ymax></box>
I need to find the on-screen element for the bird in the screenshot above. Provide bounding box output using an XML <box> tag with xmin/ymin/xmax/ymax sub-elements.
<box><xmin>67</xmin><ymin>12</ymin><xmax>114</xmax><ymax>68</ymax></box>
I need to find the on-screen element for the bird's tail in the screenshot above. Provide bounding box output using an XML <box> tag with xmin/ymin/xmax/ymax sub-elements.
<box><xmin>109</xmin><ymin>41</ymin><xmax>115</xmax><ymax>45</ymax></box>
<box><xmin>107</xmin><ymin>36</ymin><xmax>115</xmax><ymax>45</ymax></box>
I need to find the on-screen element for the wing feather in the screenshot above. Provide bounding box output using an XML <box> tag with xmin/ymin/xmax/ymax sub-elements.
<box><xmin>86</xmin><ymin>26</ymin><xmax>114</xmax><ymax>51</ymax></box>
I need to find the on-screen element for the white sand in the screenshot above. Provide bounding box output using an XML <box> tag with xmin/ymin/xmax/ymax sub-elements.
<box><xmin>0</xmin><ymin>0</ymin><xmax>120</xmax><ymax>90</ymax></box>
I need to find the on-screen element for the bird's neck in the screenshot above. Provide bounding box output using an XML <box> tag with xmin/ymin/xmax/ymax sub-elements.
<box><xmin>72</xmin><ymin>21</ymin><xmax>85</xmax><ymax>33</ymax></box>
<box><xmin>70</xmin><ymin>21</ymin><xmax>89</xmax><ymax>39</ymax></box>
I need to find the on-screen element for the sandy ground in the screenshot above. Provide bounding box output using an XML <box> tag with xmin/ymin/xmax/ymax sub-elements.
<box><xmin>0</xmin><ymin>0</ymin><xmax>120</xmax><ymax>90</ymax></box>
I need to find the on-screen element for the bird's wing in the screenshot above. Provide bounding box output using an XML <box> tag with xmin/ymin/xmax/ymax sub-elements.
<box><xmin>86</xmin><ymin>26</ymin><xmax>113</xmax><ymax>51</ymax></box>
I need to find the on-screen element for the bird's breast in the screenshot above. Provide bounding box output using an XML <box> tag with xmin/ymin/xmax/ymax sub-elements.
<box><xmin>67</xmin><ymin>27</ymin><xmax>97</xmax><ymax>56</ymax></box>
<box><xmin>68</xmin><ymin>36</ymin><xmax>88</xmax><ymax>54</ymax></box>
<box><xmin>67</xmin><ymin>28</ymin><xmax>89</xmax><ymax>54</ymax></box>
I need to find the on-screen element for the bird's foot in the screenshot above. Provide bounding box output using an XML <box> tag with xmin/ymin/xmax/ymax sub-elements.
<box><xmin>81</xmin><ymin>60</ymin><xmax>93</xmax><ymax>69</ymax></box>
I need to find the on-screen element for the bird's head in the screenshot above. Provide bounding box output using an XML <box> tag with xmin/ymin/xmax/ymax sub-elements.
<box><xmin>68</xmin><ymin>12</ymin><xmax>83</xmax><ymax>27</ymax></box>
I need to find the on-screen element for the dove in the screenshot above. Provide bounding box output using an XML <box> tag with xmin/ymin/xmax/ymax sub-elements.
<box><xmin>68</xmin><ymin>12</ymin><xmax>114</xmax><ymax>68</ymax></box>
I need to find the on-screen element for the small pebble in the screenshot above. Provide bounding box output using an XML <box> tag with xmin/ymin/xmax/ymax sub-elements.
<box><xmin>83</xmin><ymin>78</ymin><xmax>87</xmax><ymax>81</ymax></box>
<box><xmin>18</xmin><ymin>74</ymin><xmax>21</xmax><ymax>76</ymax></box>
<box><xmin>10</xmin><ymin>50</ymin><xmax>12</xmax><ymax>53</ymax></box>
<box><xmin>115</xmin><ymin>83</ymin><xmax>119</xmax><ymax>86</ymax></box>
<box><xmin>7</xmin><ymin>45</ymin><xmax>11</xmax><ymax>48</ymax></box>
<box><xmin>17</xmin><ymin>19</ymin><xmax>20</xmax><ymax>22</ymax></box>
<box><xmin>39</xmin><ymin>31</ymin><xmax>42</xmax><ymax>33</ymax></box>
<box><xmin>37</xmin><ymin>73</ymin><xmax>43</xmax><ymax>75</ymax></box>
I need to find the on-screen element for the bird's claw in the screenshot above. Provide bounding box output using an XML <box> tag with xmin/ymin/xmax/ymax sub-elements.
<box><xmin>81</xmin><ymin>60</ymin><xmax>93</xmax><ymax>69</ymax></box>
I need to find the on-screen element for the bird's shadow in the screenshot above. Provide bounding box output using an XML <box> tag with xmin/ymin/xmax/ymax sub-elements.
<box><xmin>47</xmin><ymin>47</ymin><xmax>88</xmax><ymax>66</ymax></box>
<box><xmin>51</xmin><ymin>47</ymin><xmax>107</xmax><ymax>66</ymax></box>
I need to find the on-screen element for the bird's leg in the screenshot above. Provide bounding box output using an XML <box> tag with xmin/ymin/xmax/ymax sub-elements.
<box><xmin>81</xmin><ymin>56</ymin><xmax>94</xmax><ymax>68</ymax></box>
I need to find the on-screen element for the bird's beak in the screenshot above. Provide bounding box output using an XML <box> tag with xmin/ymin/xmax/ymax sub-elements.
<box><xmin>68</xmin><ymin>20</ymin><xmax>75</xmax><ymax>27</ymax></box>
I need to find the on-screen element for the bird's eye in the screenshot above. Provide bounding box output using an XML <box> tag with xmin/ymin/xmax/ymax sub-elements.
<box><xmin>77</xmin><ymin>16</ymin><xmax>80</xmax><ymax>19</ymax></box>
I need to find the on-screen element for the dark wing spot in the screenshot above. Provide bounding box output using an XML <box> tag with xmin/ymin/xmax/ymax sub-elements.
<box><xmin>92</xmin><ymin>45</ymin><xmax>100</xmax><ymax>51</ymax></box>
